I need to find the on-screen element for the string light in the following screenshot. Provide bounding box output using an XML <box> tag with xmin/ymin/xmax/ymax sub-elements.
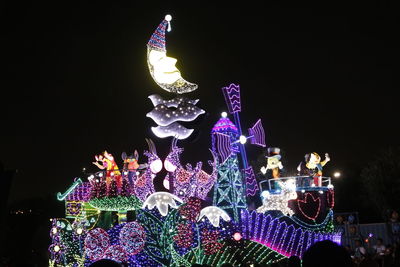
<box><xmin>84</xmin><ymin>228</ymin><xmax>110</xmax><ymax>261</ymax></box>
<box><xmin>179</xmin><ymin>197</ymin><xmax>202</xmax><ymax>222</ymax></box>
<box><xmin>198</xmin><ymin>206</ymin><xmax>231</xmax><ymax>227</ymax></box>
<box><xmin>102</xmin><ymin>245</ymin><xmax>128</xmax><ymax>262</ymax></box>
<box><xmin>297</xmin><ymin>193</ymin><xmax>321</xmax><ymax>221</ymax></box>
<box><xmin>327</xmin><ymin>189</ymin><xmax>335</xmax><ymax>209</ymax></box>
<box><xmin>89</xmin><ymin>195</ymin><xmax>141</xmax><ymax>211</ymax></box>
<box><xmin>147</xmin><ymin>15</ymin><xmax>198</xmax><ymax>94</ymax></box>
<box><xmin>212</xmin><ymin>156</ymin><xmax>247</xmax><ymax>222</ymax></box>
<box><xmin>173</xmin><ymin>223</ymin><xmax>194</xmax><ymax>248</ymax></box>
<box><xmin>201</xmin><ymin>228</ymin><xmax>223</xmax><ymax>255</ymax></box>
<box><xmin>241</xmin><ymin>210</ymin><xmax>341</xmax><ymax>258</ymax></box>
<box><xmin>119</xmin><ymin>221</ymin><xmax>146</xmax><ymax>255</ymax></box>
<box><xmin>48</xmin><ymin>13</ymin><xmax>341</xmax><ymax>265</ymax></box>
<box><xmin>257</xmin><ymin>179</ymin><xmax>297</xmax><ymax>216</ymax></box>
<box><xmin>142</xmin><ymin>192</ymin><xmax>183</xmax><ymax>216</ymax></box>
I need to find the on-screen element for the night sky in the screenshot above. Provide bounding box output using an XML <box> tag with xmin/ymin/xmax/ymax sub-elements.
<box><xmin>2</xmin><ymin>3</ymin><xmax>399</xmax><ymax>204</ymax></box>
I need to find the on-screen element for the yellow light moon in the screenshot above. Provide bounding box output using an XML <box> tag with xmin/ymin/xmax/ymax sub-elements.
<box><xmin>147</xmin><ymin>15</ymin><xmax>198</xmax><ymax>94</ymax></box>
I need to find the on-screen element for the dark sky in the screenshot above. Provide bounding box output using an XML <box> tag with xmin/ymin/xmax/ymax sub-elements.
<box><xmin>2</xmin><ymin>3</ymin><xmax>399</xmax><ymax>203</ymax></box>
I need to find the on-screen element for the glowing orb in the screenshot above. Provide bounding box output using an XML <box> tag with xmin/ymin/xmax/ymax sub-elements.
<box><xmin>165</xmin><ymin>14</ymin><xmax>172</xmax><ymax>22</ymax></box>
<box><xmin>233</xmin><ymin>232</ymin><xmax>242</xmax><ymax>241</ymax></box>
<box><xmin>164</xmin><ymin>159</ymin><xmax>177</xmax><ymax>172</ymax></box>
<box><xmin>150</xmin><ymin>159</ymin><xmax>163</xmax><ymax>173</ymax></box>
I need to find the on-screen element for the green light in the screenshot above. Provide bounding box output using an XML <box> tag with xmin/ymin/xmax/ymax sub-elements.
<box><xmin>57</xmin><ymin>178</ymin><xmax>83</xmax><ymax>201</ymax></box>
<box><xmin>89</xmin><ymin>196</ymin><xmax>142</xmax><ymax>211</ymax></box>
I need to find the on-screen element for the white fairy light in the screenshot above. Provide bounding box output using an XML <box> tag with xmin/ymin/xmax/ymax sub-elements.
<box><xmin>142</xmin><ymin>192</ymin><xmax>183</xmax><ymax>216</ymax></box>
<box><xmin>198</xmin><ymin>206</ymin><xmax>231</xmax><ymax>227</ymax></box>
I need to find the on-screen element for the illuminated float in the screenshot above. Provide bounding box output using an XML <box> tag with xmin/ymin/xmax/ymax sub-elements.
<box><xmin>49</xmin><ymin>15</ymin><xmax>340</xmax><ymax>266</ymax></box>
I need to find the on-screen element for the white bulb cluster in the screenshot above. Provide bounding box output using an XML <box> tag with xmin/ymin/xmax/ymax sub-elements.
<box><xmin>142</xmin><ymin>192</ymin><xmax>183</xmax><ymax>216</ymax></box>
<box><xmin>198</xmin><ymin>206</ymin><xmax>231</xmax><ymax>227</ymax></box>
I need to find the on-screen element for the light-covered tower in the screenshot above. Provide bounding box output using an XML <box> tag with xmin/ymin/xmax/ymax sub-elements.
<box><xmin>211</xmin><ymin>114</ymin><xmax>247</xmax><ymax>222</ymax></box>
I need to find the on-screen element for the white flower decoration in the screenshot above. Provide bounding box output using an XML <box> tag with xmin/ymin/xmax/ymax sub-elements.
<box><xmin>142</xmin><ymin>192</ymin><xmax>183</xmax><ymax>216</ymax></box>
<box><xmin>198</xmin><ymin>206</ymin><xmax>231</xmax><ymax>227</ymax></box>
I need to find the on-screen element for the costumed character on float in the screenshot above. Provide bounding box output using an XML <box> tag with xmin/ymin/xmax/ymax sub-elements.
<box><xmin>297</xmin><ymin>152</ymin><xmax>330</xmax><ymax>187</ymax></box>
<box><xmin>260</xmin><ymin>147</ymin><xmax>284</xmax><ymax>191</ymax></box>
<box><xmin>92</xmin><ymin>151</ymin><xmax>122</xmax><ymax>189</ymax></box>
<box><xmin>121</xmin><ymin>150</ymin><xmax>148</xmax><ymax>187</ymax></box>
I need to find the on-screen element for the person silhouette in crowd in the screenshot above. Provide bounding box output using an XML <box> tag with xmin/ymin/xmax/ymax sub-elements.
<box><xmin>287</xmin><ymin>255</ymin><xmax>301</xmax><ymax>267</ymax></box>
<box><xmin>302</xmin><ymin>240</ymin><xmax>352</xmax><ymax>267</ymax></box>
<box><xmin>89</xmin><ymin>259</ymin><xmax>123</xmax><ymax>267</ymax></box>
<box><xmin>353</xmin><ymin>239</ymin><xmax>367</xmax><ymax>265</ymax></box>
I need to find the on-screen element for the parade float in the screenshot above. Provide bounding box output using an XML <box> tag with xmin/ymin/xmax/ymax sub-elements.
<box><xmin>49</xmin><ymin>15</ymin><xmax>341</xmax><ymax>266</ymax></box>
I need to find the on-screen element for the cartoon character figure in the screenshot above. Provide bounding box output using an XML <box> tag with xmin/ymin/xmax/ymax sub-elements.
<box><xmin>261</xmin><ymin>147</ymin><xmax>283</xmax><ymax>178</ymax></box>
<box><xmin>121</xmin><ymin>150</ymin><xmax>148</xmax><ymax>186</ymax></box>
<box><xmin>260</xmin><ymin>147</ymin><xmax>284</xmax><ymax>191</ymax></box>
<box><xmin>297</xmin><ymin>152</ymin><xmax>330</xmax><ymax>187</ymax></box>
<box><xmin>92</xmin><ymin>151</ymin><xmax>122</xmax><ymax>189</ymax></box>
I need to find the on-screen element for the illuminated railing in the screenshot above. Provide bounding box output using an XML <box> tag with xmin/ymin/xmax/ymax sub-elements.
<box><xmin>259</xmin><ymin>176</ymin><xmax>333</xmax><ymax>193</ymax></box>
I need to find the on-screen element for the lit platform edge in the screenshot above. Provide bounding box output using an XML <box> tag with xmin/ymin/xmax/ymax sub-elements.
<box><xmin>259</xmin><ymin>176</ymin><xmax>333</xmax><ymax>195</ymax></box>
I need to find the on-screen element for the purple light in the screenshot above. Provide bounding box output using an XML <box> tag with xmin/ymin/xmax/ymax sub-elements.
<box><xmin>66</xmin><ymin>182</ymin><xmax>92</xmax><ymax>202</ymax></box>
<box><xmin>212</xmin><ymin>132</ymin><xmax>232</xmax><ymax>164</ymax></box>
<box><xmin>119</xmin><ymin>222</ymin><xmax>146</xmax><ymax>255</ymax></box>
<box><xmin>222</xmin><ymin>84</ymin><xmax>241</xmax><ymax>114</ymax></box>
<box><xmin>211</xmin><ymin>117</ymin><xmax>238</xmax><ymax>133</ymax></box>
<box><xmin>85</xmin><ymin>228</ymin><xmax>111</xmax><ymax>261</ymax></box>
<box><xmin>166</xmin><ymin>142</ymin><xmax>217</xmax><ymax>201</ymax></box>
<box><xmin>248</xmin><ymin>119</ymin><xmax>266</xmax><ymax>147</ymax></box>
<box><xmin>133</xmin><ymin>170</ymin><xmax>155</xmax><ymax>202</ymax></box>
<box><xmin>241</xmin><ymin>210</ymin><xmax>341</xmax><ymax>258</ymax></box>
<box><xmin>244</xmin><ymin>167</ymin><xmax>259</xmax><ymax>196</ymax></box>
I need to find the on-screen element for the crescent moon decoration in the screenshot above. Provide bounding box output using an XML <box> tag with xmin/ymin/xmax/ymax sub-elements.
<box><xmin>148</xmin><ymin>94</ymin><xmax>199</xmax><ymax>107</ymax></box>
<box><xmin>151</xmin><ymin>122</ymin><xmax>194</xmax><ymax>140</ymax></box>
<box><xmin>147</xmin><ymin>15</ymin><xmax>198</xmax><ymax>94</ymax></box>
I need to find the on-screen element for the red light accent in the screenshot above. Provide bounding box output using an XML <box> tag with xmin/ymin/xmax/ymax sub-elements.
<box><xmin>297</xmin><ymin>192</ymin><xmax>321</xmax><ymax>220</ymax></box>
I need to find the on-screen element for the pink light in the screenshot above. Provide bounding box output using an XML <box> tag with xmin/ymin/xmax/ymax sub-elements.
<box><xmin>233</xmin><ymin>232</ymin><xmax>242</xmax><ymax>241</ymax></box>
<box><xmin>251</xmin><ymin>239</ymin><xmax>291</xmax><ymax>257</ymax></box>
